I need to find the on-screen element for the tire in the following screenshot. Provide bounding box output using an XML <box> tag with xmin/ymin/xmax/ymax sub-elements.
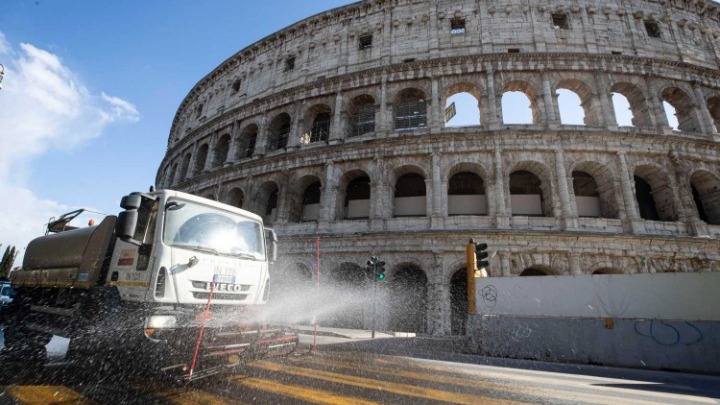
<box><xmin>1</xmin><ymin>323</ymin><xmax>50</xmax><ymax>364</ymax></box>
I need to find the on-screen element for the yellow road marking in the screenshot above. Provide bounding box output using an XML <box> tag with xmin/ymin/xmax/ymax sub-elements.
<box><xmin>108</xmin><ymin>281</ymin><xmax>150</xmax><ymax>288</ymax></box>
<box><xmin>232</xmin><ymin>376</ymin><xmax>382</xmax><ymax>405</ymax></box>
<box><xmin>154</xmin><ymin>387</ymin><xmax>248</xmax><ymax>405</ymax></box>
<box><xmin>6</xmin><ymin>385</ymin><xmax>98</xmax><ymax>405</ymax></box>
<box><xmin>247</xmin><ymin>360</ymin><xmax>521</xmax><ymax>405</ymax></box>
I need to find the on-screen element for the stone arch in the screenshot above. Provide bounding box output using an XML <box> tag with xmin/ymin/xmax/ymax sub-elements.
<box><xmin>256</xmin><ymin>181</ymin><xmax>280</xmax><ymax>224</ymax></box>
<box><xmin>389</xmin><ymin>263</ymin><xmax>428</xmax><ymax>333</ymax></box>
<box><xmin>520</xmin><ymin>265</ymin><xmax>556</xmax><ymax>276</ymax></box>
<box><xmin>610</xmin><ymin>82</ymin><xmax>653</xmax><ymax>128</ymax></box>
<box><xmin>690</xmin><ymin>170</ymin><xmax>720</xmax><ymax>225</ymax></box>
<box><xmin>224</xmin><ymin>187</ymin><xmax>245</xmax><ymax>208</ymax></box>
<box><xmin>166</xmin><ymin>162</ymin><xmax>177</xmax><ymax>188</ymax></box>
<box><xmin>237</xmin><ymin>123</ymin><xmax>258</xmax><ymax>159</ymax></box>
<box><xmin>178</xmin><ymin>152</ymin><xmax>192</xmax><ymax>182</ymax></box>
<box><xmin>443</xmin><ymin>82</ymin><xmax>482</xmax><ymax>127</ymax></box>
<box><xmin>660</xmin><ymin>87</ymin><xmax>700</xmax><ymax>132</ymax></box>
<box><xmin>303</xmin><ymin>104</ymin><xmax>332</xmax><ymax>144</ymax></box>
<box><xmin>288</xmin><ymin>175</ymin><xmax>323</xmax><ymax>223</ymax></box>
<box><xmin>634</xmin><ymin>164</ymin><xmax>678</xmax><ymax>222</ymax></box>
<box><xmin>449</xmin><ymin>267</ymin><xmax>467</xmax><ymax>335</ymax></box>
<box><xmin>447</xmin><ymin>163</ymin><xmax>487</xmax><ymax>216</ymax></box>
<box><xmin>508</xmin><ymin>161</ymin><xmax>554</xmax><ymax>217</ymax></box>
<box><xmin>393</xmin><ymin>165</ymin><xmax>428</xmax><ymax>217</ymax></box>
<box><xmin>267</xmin><ymin>112</ymin><xmax>292</xmax><ymax>151</ymax></box>
<box><xmin>571</xmin><ymin>161</ymin><xmax>620</xmax><ymax>219</ymax></box>
<box><xmin>213</xmin><ymin>133</ymin><xmax>231</xmax><ymax>168</ymax></box>
<box><xmin>394</xmin><ymin>88</ymin><xmax>428</xmax><ymax>130</ymax></box>
<box><xmin>555</xmin><ymin>78</ymin><xmax>598</xmax><ymax>126</ymax></box>
<box><xmin>708</xmin><ymin>96</ymin><xmax>720</xmax><ymax>133</ymax></box>
<box><xmin>338</xmin><ymin>169</ymin><xmax>372</xmax><ymax>220</ymax></box>
<box><xmin>194</xmin><ymin>143</ymin><xmax>209</xmax><ymax>176</ymax></box>
<box><xmin>348</xmin><ymin>94</ymin><xmax>376</xmax><ymax>137</ymax></box>
<box><xmin>501</xmin><ymin>81</ymin><xmax>541</xmax><ymax>125</ymax></box>
<box><xmin>592</xmin><ymin>267</ymin><xmax>623</xmax><ymax>275</ymax></box>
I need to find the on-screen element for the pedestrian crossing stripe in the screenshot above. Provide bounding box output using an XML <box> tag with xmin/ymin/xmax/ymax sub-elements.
<box><xmin>153</xmin><ymin>387</ymin><xmax>250</xmax><ymax>405</ymax></box>
<box><xmin>232</xmin><ymin>376</ymin><xmax>382</xmax><ymax>405</ymax></box>
<box><xmin>5</xmin><ymin>385</ymin><xmax>98</xmax><ymax>405</ymax></box>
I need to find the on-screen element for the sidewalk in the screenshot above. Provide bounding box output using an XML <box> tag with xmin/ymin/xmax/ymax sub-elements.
<box><xmin>291</xmin><ymin>324</ymin><xmax>415</xmax><ymax>340</ymax></box>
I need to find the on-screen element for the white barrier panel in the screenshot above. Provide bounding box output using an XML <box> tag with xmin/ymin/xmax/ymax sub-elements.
<box><xmin>475</xmin><ymin>272</ymin><xmax>720</xmax><ymax>321</ymax></box>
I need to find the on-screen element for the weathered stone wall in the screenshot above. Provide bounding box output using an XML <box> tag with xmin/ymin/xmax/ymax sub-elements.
<box><xmin>158</xmin><ymin>0</ymin><xmax>720</xmax><ymax>335</ymax></box>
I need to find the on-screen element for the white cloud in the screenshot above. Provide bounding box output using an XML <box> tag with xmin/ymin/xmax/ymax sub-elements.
<box><xmin>0</xmin><ymin>33</ymin><xmax>139</xmax><ymax>264</ymax></box>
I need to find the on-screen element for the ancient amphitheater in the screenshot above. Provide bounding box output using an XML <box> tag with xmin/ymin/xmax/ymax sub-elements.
<box><xmin>157</xmin><ymin>0</ymin><xmax>720</xmax><ymax>335</ymax></box>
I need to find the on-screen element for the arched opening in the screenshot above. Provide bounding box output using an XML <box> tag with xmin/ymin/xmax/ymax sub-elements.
<box><xmin>501</xmin><ymin>81</ymin><xmax>540</xmax><ymax>124</ymax></box>
<box><xmin>303</xmin><ymin>105</ymin><xmax>332</xmax><ymax>144</ymax></box>
<box><xmin>258</xmin><ymin>182</ymin><xmax>279</xmax><ymax>224</ymax></box>
<box><xmin>448</xmin><ymin>171</ymin><xmax>487</xmax><ymax>215</ymax></box>
<box><xmin>166</xmin><ymin>163</ymin><xmax>177</xmax><ymax>187</ymax></box>
<box><xmin>510</xmin><ymin>169</ymin><xmax>550</xmax><ymax>217</ymax></box>
<box><xmin>348</xmin><ymin>95</ymin><xmax>376</xmax><ymax>137</ymax></box>
<box><xmin>691</xmin><ymin>171</ymin><xmax>720</xmax><ymax>225</ymax></box>
<box><xmin>394</xmin><ymin>172</ymin><xmax>426</xmax><ymax>217</ymax></box>
<box><xmin>572</xmin><ymin>162</ymin><xmax>619</xmax><ymax>219</ymax></box>
<box><xmin>592</xmin><ymin>268</ymin><xmax>623</xmax><ymax>275</ymax></box>
<box><xmin>214</xmin><ymin>134</ymin><xmax>231</xmax><ymax>168</ymax></box>
<box><xmin>557</xmin><ymin>79</ymin><xmax>598</xmax><ymax>126</ymax></box>
<box><xmin>450</xmin><ymin>269</ymin><xmax>468</xmax><ymax>335</ymax></box>
<box><xmin>238</xmin><ymin>124</ymin><xmax>258</xmax><ymax>159</ymax></box>
<box><xmin>661</xmin><ymin>87</ymin><xmax>699</xmax><ymax>132</ymax></box>
<box><xmin>610</xmin><ymin>82</ymin><xmax>652</xmax><ymax>128</ymax></box>
<box><xmin>444</xmin><ymin>84</ymin><xmax>481</xmax><ymax>127</ymax></box>
<box><xmin>178</xmin><ymin>152</ymin><xmax>192</xmax><ymax>182</ymax></box>
<box><xmin>326</xmin><ymin>262</ymin><xmax>369</xmax><ymax>329</ymax></box>
<box><xmin>390</xmin><ymin>264</ymin><xmax>428</xmax><ymax>333</ymax></box>
<box><xmin>572</xmin><ymin>171</ymin><xmax>601</xmax><ymax>217</ymax></box>
<box><xmin>520</xmin><ymin>266</ymin><xmax>553</xmax><ymax>276</ymax></box>
<box><xmin>194</xmin><ymin>143</ymin><xmax>209</xmax><ymax>176</ymax></box>
<box><xmin>394</xmin><ymin>88</ymin><xmax>427</xmax><ymax>130</ymax></box>
<box><xmin>225</xmin><ymin>187</ymin><xmax>244</xmax><ymax>208</ymax></box>
<box><xmin>635</xmin><ymin>166</ymin><xmax>677</xmax><ymax>222</ymax></box>
<box><xmin>268</xmin><ymin>113</ymin><xmax>291</xmax><ymax>151</ymax></box>
<box><xmin>708</xmin><ymin>96</ymin><xmax>720</xmax><ymax>133</ymax></box>
<box><xmin>344</xmin><ymin>174</ymin><xmax>371</xmax><ymax>220</ymax></box>
<box><xmin>300</xmin><ymin>181</ymin><xmax>322</xmax><ymax>222</ymax></box>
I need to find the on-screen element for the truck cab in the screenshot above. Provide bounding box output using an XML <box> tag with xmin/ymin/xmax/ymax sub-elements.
<box><xmin>0</xmin><ymin>281</ymin><xmax>13</xmax><ymax>307</ymax></box>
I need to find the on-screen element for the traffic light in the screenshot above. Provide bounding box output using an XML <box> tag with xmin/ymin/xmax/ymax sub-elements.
<box><xmin>367</xmin><ymin>256</ymin><xmax>386</xmax><ymax>281</ymax></box>
<box><xmin>475</xmin><ymin>242</ymin><xmax>489</xmax><ymax>270</ymax></box>
<box><xmin>377</xmin><ymin>261</ymin><xmax>386</xmax><ymax>280</ymax></box>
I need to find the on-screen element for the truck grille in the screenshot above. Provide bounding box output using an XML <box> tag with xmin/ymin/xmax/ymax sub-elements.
<box><xmin>193</xmin><ymin>292</ymin><xmax>248</xmax><ymax>301</ymax></box>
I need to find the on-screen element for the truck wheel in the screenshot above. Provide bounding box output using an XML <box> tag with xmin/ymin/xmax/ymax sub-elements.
<box><xmin>1</xmin><ymin>324</ymin><xmax>49</xmax><ymax>364</ymax></box>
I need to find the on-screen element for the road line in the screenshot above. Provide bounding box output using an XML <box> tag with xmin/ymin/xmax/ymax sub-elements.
<box><xmin>6</xmin><ymin>385</ymin><xmax>98</xmax><ymax>405</ymax></box>
<box><xmin>230</xmin><ymin>376</ymin><xmax>382</xmax><ymax>405</ymax></box>
<box><xmin>153</xmin><ymin>387</ymin><xmax>249</xmax><ymax>405</ymax></box>
<box><xmin>247</xmin><ymin>360</ymin><xmax>523</xmax><ymax>405</ymax></box>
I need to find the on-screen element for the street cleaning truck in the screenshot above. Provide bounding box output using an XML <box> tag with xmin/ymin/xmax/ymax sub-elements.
<box><xmin>2</xmin><ymin>189</ymin><xmax>297</xmax><ymax>380</ymax></box>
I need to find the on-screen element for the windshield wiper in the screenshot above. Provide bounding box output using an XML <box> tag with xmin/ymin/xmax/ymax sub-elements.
<box><xmin>230</xmin><ymin>250</ymin><xmax>260</xmax><ymax>260</ymax></box>
<box><xmin>177</xmin><ymin>245</ymin><xmax>220</xmax><ymax>256</ymax></box>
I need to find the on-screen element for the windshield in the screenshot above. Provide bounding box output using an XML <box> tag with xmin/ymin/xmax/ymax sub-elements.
<box><xmin>163</xmin><ymin>199</ymin><xmax>264</xmax><ymax>259</ymax></box>
<box><xmin>1</xmin><ymin>285</ymin><xmax>11</xmax><ymax>297</ymax></box>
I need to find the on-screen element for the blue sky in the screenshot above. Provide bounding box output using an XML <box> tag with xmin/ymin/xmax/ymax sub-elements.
<box><xmin>0</xmin><ymin>0</ymin><xmax>356</xmax><ymax>259</ymax></box>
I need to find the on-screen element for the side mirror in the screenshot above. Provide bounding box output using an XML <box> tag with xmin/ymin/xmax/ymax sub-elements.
<box><xmin>265</xmin><ymin>228</ymin><xmax>278</xmax><ymax>263</ymax></box>
<box><xmin>116</xmin><ymin>210</ymin><xmax>139</xmax><ymax>244</ymax></box>
<box><xmin>120</xmin><ymin>194</ymin><xmax>142</xmax><ymax>210</ymax></box>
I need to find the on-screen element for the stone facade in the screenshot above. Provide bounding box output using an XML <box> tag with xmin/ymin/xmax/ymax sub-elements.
<box><xmin>158</xmin><ymin>0</ymin><xmax>720</xmax><ymax>335</ymax></box>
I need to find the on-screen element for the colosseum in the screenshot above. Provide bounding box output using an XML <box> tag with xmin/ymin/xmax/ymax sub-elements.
<box><xmin>157</xmin><ymin>0</ymin><xmax>720</xmax><ymax>336</ymax></box>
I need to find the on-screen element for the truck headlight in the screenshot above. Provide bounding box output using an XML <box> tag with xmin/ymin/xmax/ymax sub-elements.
<box><xmin>146</xmin><ymin>315</ymin><xmax>177</xmax><ymax>329</ymax></box>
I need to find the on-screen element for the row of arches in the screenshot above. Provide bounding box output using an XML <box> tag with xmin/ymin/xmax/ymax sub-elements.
<box><xmin>163</xmin><ymin>78</ymin><xmax>720</xmax><ymax>187</ymax></box>
<box><xmin>213</xmin><ymin>161</ymin><xmax>720</xmax><ymax>226</ymax></box>
<box><xmin>273</xmin><ymin>261</ymin><xmax>626</xmax><ymax>335</ymax></box>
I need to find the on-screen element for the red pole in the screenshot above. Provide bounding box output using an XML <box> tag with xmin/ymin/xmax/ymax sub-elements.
<box><xmin>189</xmin><ymin>281</ymin><xmax>215</xmax><ymax>380</ymax></box>
<box><xmin>313</xmin><ymin>236</ymin><xmax>320</xmax><ymax>353</ymax></box>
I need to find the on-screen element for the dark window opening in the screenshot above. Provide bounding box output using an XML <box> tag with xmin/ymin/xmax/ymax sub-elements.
<box><xmin>310</xmin><ymin>112</ymin><xmax>331</xmax><ymax>143</ymax></box>
<box><xmin>552</xmin><ymin>13</ymin><xmax>569</xmax><ymax>29</ymax></box>
<box><xmin>507</xmin><ymin>48</ymin><xmax>520</xmax><ymax>53</ymax></box>
<box><xmin>450</xmin><ymin>18</ymin><xmax>466</xmax><ymax>35</ymax></box>
<box><xmin>692</xmin><ymin>185</ymin><xmax>709</xmax><ymax>223</ymax></box>
<box><xmin>448</xmin><ymin>172</ymin><xmax>484</xmax><ymax>195</ymax></box>
<box><xmin>303</xmin><ymin>182</ymin><xmax>322</xmax><ymax>205</ymax></box>
<box><xmin>359</xmin><ymin>34</ymin><xmax>373</xmax><ymax>50</ymax></box>
<box><xmin>266</xmin><ymin>190</ymin><xmax>278</xmax><ymax>216</ymax></box>
<box><xmin>284</xmin><ymin>56</ymin><xmax>296</xmax><ymax>72</ymax></box>
<box><xmin>346</xmin><ymin>177</ymin><xmax>371</xmax><ymax>202</ymax></box>
<box><xmin>395</xmin><ymin>173</ymin><xmax>426</xmax><ymax>198</ymax></box>
<box><xmin>403</xmin><ymin>58</ymin><xmax>416</xmax><ymax>63</ymax></box>
<box><xmin>635</xmin><ymin>176</ymin><xmax>660</xmax><ymax>221</ymax></box>
<box><xmin>232</xmin><ymin>79</ymin><xmax>242</xmax><ymax>92</ymax></box>
<box><xmin>611</xmin><ymin>51</ymin><xmax>622</xmax><ymax>55</ymax></box>
<box><xmin>645</xmin><ymin>21</ymin><xmax>661</xmax><ymax>38</ymax></box>
<box><xmin>195</xmin><ymin>104</ymin><xmax>203</xmax><ymax>118</ymax></box>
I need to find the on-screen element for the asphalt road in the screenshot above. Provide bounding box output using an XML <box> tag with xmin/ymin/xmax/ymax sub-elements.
<box><xmin>0</xmin><ymin>338</ymin><xmax>718</xmax><ymax>404</ymax></box>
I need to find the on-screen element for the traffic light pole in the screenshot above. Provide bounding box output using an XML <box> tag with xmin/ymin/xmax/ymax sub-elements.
<box><xmin>466</xmin><ymin>239</ymin><xmax>477</xmax><ymax>315</ymax></box>
<box><xmin>367</xmin><ymin>256</ymin><xmax>385</xmax><ymax>339</ymax></box>
<box><xmin>371</xmin><ymin>268</ymin><xmax>377</xmax><ymax>339</ymax></box>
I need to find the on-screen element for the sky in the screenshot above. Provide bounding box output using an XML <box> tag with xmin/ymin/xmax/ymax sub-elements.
<box><xmin>0</xmin><ymin>0</ymin><xmax>356</xmax><ymax>262</ymax></box>
<box><xmin>0</xmin><ymin>0</ymin><xmax>679</xmax><ymax>264</ymax></box>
